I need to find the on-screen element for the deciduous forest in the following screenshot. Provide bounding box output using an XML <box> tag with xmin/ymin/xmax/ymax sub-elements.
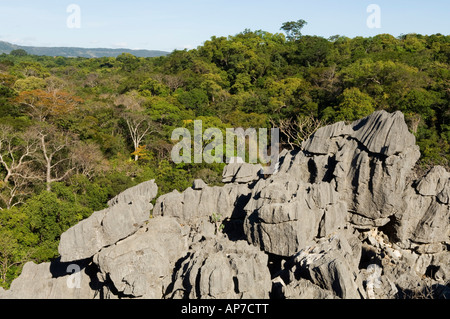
<box><xmin>0</xmin><ymin>23</ymin><xmax>449</xmax><ymax>287</ymax></box>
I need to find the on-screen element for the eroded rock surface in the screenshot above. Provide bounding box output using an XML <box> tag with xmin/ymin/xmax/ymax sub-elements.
<box><xmin>0</xmin><ymin>259</ymin><xmax>99</xmax><ymax>299</ymax></box>
<box><xmin>2</xmin><ymin>111</ymin><xmax>448</xmax><ymax>300</ymax></box>
<box><xmin>58</xmin><ymin>180</ymin><xmax>158</xmax><ymax>262</ymax></box>
<box><xmin>243</xmin><ymin>111</ymin><xmax>425</xmax><ymax>257</ymax></box>
<box><xmin>168</xmin><ymin>237</ymin><xmax>272</xmax><ymax>299</ymax></box>
<box><xmin>94</xmin><ymin>217</ymin><xmax>188</xmax><ymax>298</ymax></box>
<box><xmin>273</xmin><ymin>231</ymin><xmax>365</xmax><ymax>299</ymax></box>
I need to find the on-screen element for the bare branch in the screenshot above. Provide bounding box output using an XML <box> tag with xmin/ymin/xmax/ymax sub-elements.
<box><xmin>31</xmin><ymin>124</ymin><xmax>75</xmax><ymax>191</ymax></box>
<box><xmin>270</xmin><ymin>115</ymin><xmax>324</xmax><ymax>150</ymax></box>
<box><xmin>124</xmin><ymin>113</ymin><xmax>157</xmax><ymax>161</ymax></box>
<box><xmin>0</xmin><ymin>125</ymin><xmax>39</xmax><ymax>185</ymax></box>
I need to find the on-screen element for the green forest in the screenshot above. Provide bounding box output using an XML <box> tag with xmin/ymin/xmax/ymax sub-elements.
<box><xmin>0</xmin><ymin>21</ymin><xmax>449</xmax><ymax>287</ymax></box>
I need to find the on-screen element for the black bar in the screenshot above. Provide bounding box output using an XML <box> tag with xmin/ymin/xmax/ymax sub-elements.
<box><xmin>1</xmin><ymin>299</ymin><xmax>448</xmax><ymax>318</ymax></box>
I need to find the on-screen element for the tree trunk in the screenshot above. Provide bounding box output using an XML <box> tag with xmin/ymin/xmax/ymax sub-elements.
<box><xmin>134</xmin><ymin>141</ymin><xmax>139</xmax><ymax>161</ymax></box>
<box><xmin>46</xmin><ymin>161</ymin><xmax>52</xmax><ymax>192</ymax></box>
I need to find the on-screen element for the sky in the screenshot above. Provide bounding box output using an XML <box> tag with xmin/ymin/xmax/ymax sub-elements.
<box><xmin>0</xmin><ymin>0</ymin><xmax>449</xmax><ymax>52</ymax></box>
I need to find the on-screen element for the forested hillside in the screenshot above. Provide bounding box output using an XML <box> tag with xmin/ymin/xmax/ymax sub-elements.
<box><xmin>0</xmin><ymin>25</ymin><xmax>449</xmax><ymax>287</ymax></box>
<box><xmin>0</xmin><ymin>41</ymin><xmax>169</xmax><ymax>58</ymax></box>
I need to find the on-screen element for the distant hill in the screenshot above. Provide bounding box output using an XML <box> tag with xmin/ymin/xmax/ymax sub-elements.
<box><xmin>0</xmin><ymin>41</ymin><xmax>169</xmax><ymax>58</ymax></box>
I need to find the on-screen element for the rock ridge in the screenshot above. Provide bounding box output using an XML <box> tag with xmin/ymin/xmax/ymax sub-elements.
<box><xmin>1</xmin><ymin>111</ymin><xmax>448</xmax><ymax>300</ymax></box>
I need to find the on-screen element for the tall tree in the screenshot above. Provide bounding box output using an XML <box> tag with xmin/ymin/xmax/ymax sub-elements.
<box><xmin>123</xmin><ymin>112</ymin><xmax>156</xmax><ymax>161</ymax></box>
<box><xmin>15</xmin><ymin>89</ymin><xmax>82</xmax><ymax>122</ymax></box>
<box><xmin>281</xmin><ymin>19</ymin><xmax>308</xmax><ymax>41</ymax></box>
<box><xmin>0</xmin><ymin>125</ymin><xmax>38</xmax><ymax>185</ymax></box>
<box><xmin>0</xmin><ymin>126</ymin><xmax>40</xmax><ymax>209</ymax></box>
<box><xmin>0</xmin><ymin>173</ymin><xmax>33</xmax><ymax>209</ymax></box>
<box><xmin>32</xmin><ymin>124</ymin><xmax>75</xmax><ymax>191</ymax></box>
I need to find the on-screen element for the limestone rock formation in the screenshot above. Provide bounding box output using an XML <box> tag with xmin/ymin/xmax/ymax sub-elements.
<box><xmin>244</xmin><ymin>111</ymin><xmax>423</xmax><ymax>257</ymax></box>
<box><xmin>107</xmin><ymin>179</ymin><xmax>158</xmax><ymax>207</ymax></box>
<box><xmin>153</xmin><ymin>181</ymin><xmax>252</xmax><ymax>240</ymax></box>
<box><xmin>244</xmin><ymin>178</ymin><xmax>349</xmax><ymax>256</ymax></box>
<box><xmin>393</xmin><ymin>166</ymin><xmax>450</xmax><ymax>250</ymax></box>
<box><xmin>1</xmin><ymin>111</ymin><xmax>448</xmax><ymax>300</ymax></box>
<box><xmin>93</xmin><ymin>217</ymin><xmax>188</xmax><ymax>298</ymax></box>
<box><xmin>59</xmin><ymin>180</ymin><xmax>158</xmax><ymax>262</ymax></box>
<box><xmin>222</xmin><ymin>162</ymin><xmax>262</xmax><ymax>184</ymax></box>
<box><xmin>0</xmin><ymin>259</ymin><xmax>99</xmax><ymax>299</ymax></box>
<box><xmin>168</xmin><ymin>237</ymin><xmax>272</xmax><ymax>299</ymax></box>
<box><xmin>273</xmin><ymin>231</ymin><xmax>365</xmax><ymax>299</ymax></box>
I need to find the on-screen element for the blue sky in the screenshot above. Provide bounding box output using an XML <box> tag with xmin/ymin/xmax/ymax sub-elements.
<box><xmin>0</xmin><ymin>0</ymin><xmax>449</xmax><ymax>52</ymax></box>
